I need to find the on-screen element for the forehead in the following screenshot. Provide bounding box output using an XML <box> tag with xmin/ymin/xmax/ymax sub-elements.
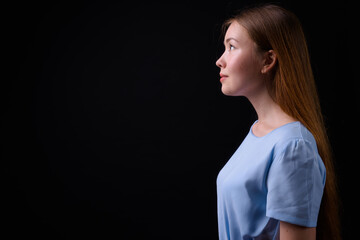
<box><xmin>224</xmin><ymin>21</ymin><xmax>251</xmax><ymax>43</ymax></box>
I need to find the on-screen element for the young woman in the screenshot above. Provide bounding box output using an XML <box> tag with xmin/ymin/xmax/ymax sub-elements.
<box><xmin>215</xmin><ymin>4</ymin><xmax>340</xmax><ymax>240</ymax></box>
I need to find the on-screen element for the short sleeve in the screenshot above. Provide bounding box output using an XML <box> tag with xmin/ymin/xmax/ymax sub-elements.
<box><xmin>266</xmin><ymin>138</ymin><xmax>326</xmax><ymax>227</ymax></box>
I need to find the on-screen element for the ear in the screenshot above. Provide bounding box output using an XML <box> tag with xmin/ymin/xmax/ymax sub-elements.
<box><xmin>261</xmin><ymin>50</ymin><xmax>277</xmax><ymax>74</ymax></box>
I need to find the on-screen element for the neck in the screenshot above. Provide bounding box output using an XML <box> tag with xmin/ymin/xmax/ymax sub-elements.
<box><xmin>246</xmin><ymin>86</ymin><xmax>296</xmax><ymax>127</ymax></box>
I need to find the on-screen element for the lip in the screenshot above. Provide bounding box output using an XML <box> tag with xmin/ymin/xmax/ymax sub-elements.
<box><xmin>220</xmin><ymin>73</ymin><xmax>228</xmax><ymax>82</ymax></box>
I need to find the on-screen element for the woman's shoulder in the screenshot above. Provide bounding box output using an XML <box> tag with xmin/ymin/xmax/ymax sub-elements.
<box><xmin>270</xmin><ymin>121</ymin><xmax>319</xmax><ymax>155</ymax></box>
<box><xmin>248</xmin><ymin>120</ymin><xmax>319</xmax><ymax>154</ymax></box>
<box><xmin>270</xmin><ymin>121</ymin><xmax>314</xmax><ymax>142</ymax></box>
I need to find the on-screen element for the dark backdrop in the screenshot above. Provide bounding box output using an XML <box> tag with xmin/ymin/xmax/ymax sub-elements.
<box><xmin>3</xmin><ymin>0</ymin><xmax>357</xmax><ymax>239</ymax></box>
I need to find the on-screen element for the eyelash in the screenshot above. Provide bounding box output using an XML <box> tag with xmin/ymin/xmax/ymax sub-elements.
<box><xmin>228</xmin><ymin>44</ymin><xmax>235</xmax><ymax>51</ymax></box>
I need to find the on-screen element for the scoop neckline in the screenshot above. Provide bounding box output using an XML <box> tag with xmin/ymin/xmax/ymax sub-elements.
<box><xmin>250</xmin><ymin>120</ymin><xmax>299</xmax><ymax>139</ymax></box>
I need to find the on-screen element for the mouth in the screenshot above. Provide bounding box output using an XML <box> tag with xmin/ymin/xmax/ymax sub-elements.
<box><xmin>220</xmin><ymin>73</ymin><xmax>228</xmax><ymax>82</ymax></box>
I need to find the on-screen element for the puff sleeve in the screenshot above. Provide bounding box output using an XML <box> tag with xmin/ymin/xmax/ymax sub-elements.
<box><xmin>266</xmin><ymin>138</ymin><xmax>326</xmax><ymax>227</ymax></box>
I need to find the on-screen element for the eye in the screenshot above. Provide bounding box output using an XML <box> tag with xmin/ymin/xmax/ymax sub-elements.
<box><xmin>229</xmin><ymin>45</ymin><xmax>235</xmax><ymax>51</ymax></box>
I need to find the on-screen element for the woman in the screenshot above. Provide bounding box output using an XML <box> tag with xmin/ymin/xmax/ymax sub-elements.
<box><xmin>215</xmin><ymin>4</ymin><xmax>340</xmax><ymax>240</ymax></box>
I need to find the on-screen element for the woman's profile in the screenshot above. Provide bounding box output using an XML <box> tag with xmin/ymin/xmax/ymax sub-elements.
<box><xmin>215</xmin><ymin>4</ymin><xmax>340</xmax><ymax>240</ymax></box>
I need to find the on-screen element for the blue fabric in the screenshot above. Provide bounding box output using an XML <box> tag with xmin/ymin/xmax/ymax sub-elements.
<box><xmin>216</xmin><ymin>121</ymin><xmax>326</xmax><ymax>240</ymax></box>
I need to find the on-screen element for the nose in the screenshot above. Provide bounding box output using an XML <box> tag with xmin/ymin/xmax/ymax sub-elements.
<box><xmin>216</xmin><ymin>53</ymin><xmax>225</xmax><ymax>68</ymax></box>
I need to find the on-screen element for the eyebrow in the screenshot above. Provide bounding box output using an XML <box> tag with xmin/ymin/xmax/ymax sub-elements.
<box><xmin>224</xmin><ymin>37</ymin><xmax>239</xmax><ymax>44</ymax></box>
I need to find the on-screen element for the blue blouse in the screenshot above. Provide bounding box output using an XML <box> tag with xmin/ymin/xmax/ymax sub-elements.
<box><xmin>216</xmin><ymin>121</ymin><xmax>325</xmax><ymax>240</ymax></box>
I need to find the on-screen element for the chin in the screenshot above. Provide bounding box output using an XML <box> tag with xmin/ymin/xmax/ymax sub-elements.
<box><xmin>221</xmin><ymin>85</ymin><xmax>242</xmax><ymax>96</ymax></box>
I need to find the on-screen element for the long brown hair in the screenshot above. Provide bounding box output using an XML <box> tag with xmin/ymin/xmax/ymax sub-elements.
<box><xmin>223</xmin><ymin>4</ymin><xmax>341</xmax><ymax>239</ymax></box>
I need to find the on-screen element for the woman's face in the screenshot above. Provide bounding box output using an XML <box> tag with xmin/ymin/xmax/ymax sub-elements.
<box><xmin>216</xmin><ymin>21</ymin><xmax>265</xmax><ymax>97</ymax></box>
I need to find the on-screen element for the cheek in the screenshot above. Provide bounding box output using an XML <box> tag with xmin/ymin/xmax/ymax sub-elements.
<box><xmin>229</xmin><ymin>53</ymin><xmax>260</xmax><ymax>78</ymax></box>
<box><xmin>222</xmin><ymin>52</ymin><xmax>264</xmax><ymax>96</ymax></box>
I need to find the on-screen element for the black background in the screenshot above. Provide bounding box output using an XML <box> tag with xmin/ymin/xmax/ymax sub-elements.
<box><xmin>3</xmin><ymin>0</ymin><xmax>358</xmax><ymax>239</ymax></box>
